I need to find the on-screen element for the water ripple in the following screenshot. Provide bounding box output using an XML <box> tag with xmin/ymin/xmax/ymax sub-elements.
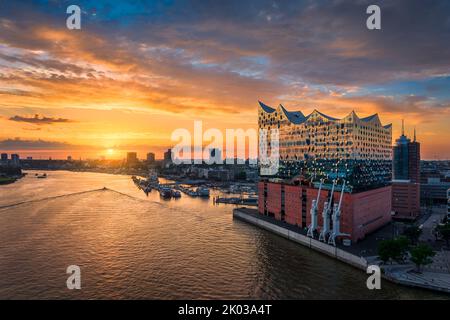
<box><xmin>0</xmin><ymin>170</ymin><xmax>446</xmax><ymax>299</ymax></box>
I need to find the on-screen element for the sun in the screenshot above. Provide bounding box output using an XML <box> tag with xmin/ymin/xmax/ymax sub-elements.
<box><xmin>106</xmin><ymin>148</ymin><xmax>115</xmax><ymax>155</ymax></box>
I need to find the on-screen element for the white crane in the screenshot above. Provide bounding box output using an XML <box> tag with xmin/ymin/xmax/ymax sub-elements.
<box><xmin>319</xmin><ymin>180</ymin><xmax>336</xmax><ymax>242</ymax></box>
<box><xmin>307</xmin><ymin>179</ymin><xmax>323</xmax><ymax>238</ymax></box>
<box><xmin>328</xmin><ymin>180</ymin><xmax>350</xmax><ymax>246</ymax></box>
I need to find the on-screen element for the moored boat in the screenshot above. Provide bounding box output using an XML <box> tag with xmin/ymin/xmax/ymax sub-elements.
<box><xmin>171</xmin><ymin>190</ymin><xmax>181</xmax><ymax>198</ymax></box>
<box><xmin>196</xmin><ymin>187</ymin><xmax>210</xmax><ymax>197</ymax></box>
<box><xmin>159</xmin><ymin>187</ymin><xmax>172</xmax><ymax>199</ymax></box>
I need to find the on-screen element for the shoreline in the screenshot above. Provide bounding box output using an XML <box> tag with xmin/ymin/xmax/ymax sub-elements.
<box><xmin>0</xmin><ymin>173</ymin><xmax>25</xmax><ymax>185</ymax></box>
<box><xmin>233</xmin><ymin>207</ymin><xmax>450</xmax><ymax>295</ymax></box>
<box><xmin>0</xmin><ymin>177</ymin><xmax>17</xmax><ymax>185</ymax></box>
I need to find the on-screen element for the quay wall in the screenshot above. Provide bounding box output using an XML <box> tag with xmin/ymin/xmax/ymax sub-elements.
<box><xmin>233</xmin><ymin>208</ymin><xmax>368</xmax><ymax>270</ymax></box>
<box><xmin>233</xmin><ymin>208</ymin><xmax>450</xmax><ymax>295</ymax></box>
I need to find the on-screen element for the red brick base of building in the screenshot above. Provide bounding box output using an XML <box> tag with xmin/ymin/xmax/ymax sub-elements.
<box><xmin>258</xmin><ymin>181</ymin><xmax>392</xmax><ymax>243</ymax></box>
<box><xmin>391</xmin><ymin>180</ymin><xmax>420</xmax><ymax>220</ymax></box>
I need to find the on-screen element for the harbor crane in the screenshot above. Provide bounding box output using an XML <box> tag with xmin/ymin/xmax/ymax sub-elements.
<box><xmin>307</xmin><ymin>179</ymin><xmax>323</xmax><ymax>238</ymax></box>
<box><xmin>328</xmin><ymin>180</ymin><xmax>350</xmax><ymax>246</ymax></box>
<box><xmin>319</xmin><ymin>179</ymin><xmax>336</xmax><ymax>242</ymax></box>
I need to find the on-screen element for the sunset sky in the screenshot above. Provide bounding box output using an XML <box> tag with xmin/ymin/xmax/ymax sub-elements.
<box><xmin>1</xmin><ymin>0</ymin><xmax>449</xmax><ymax>160</ymax></box>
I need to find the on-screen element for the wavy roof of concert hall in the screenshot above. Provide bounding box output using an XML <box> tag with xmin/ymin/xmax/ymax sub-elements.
<box><xmin>259</xmin><ymin>101</ymin><xmax>392</xmax><ymax>129</ymax></box>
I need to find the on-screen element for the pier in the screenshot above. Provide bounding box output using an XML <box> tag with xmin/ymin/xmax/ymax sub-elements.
<box><xmin>214</xmin><ymin>196</ymin><xmax>258</xmax><ymax>206</ymax></box>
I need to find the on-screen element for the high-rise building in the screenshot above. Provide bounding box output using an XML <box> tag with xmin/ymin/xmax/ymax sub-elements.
<box><xmin>146</xmin><ymin>152</ymin><xmax>155</xmax><ymax>163</ymax></box>
<box><xmin>447</xmin><ymin>188</ymin><xmax>450</xmax><ymax>219</ymax></box>
<box><xmin>164</xmin><ymin>149</ymin><xmax>172</xmax><ymax>161</ymax></box>
<box><xmin>126</xmin><ymin>152</ymin><xmax>138</xmax><ymax>165</ymax></box>
<box><xmin>258</xmin><ymin>101</ymin><xmax>393</xmax><ymax>243</ymax></box>
<box><xmin>408</xmin><ymin>138</ymin><xmax>420</xmax><ymax>183</ymax></box>
<box><xmin>208</xmin><ymin>148</ymin><xmax>222</xmax><ymax>164</ymax></box>
<box><xmin>393</xmin><ymin>121</ymin><xmax>420</xmax><ymax>182</ymax></box>
<box><xmin>1</xmin><ymin>153</ymin><xmax>7</xmax><ymax>163</ymax></box>
<box><xmin>11</xmin><ymin>154</ymin><xmax>20</xmax><ymax>167</ymax></box>
<box><xmin>392</xmin><ymin>122</ymin><xmax>421</xmax><ymax>220</ymax></box>
<box><xmin>163</xmin><ymin>149</ymin><xmax>173</xmax><ymax>167</ymax></box>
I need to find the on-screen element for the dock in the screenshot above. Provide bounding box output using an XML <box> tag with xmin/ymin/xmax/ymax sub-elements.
<box><xmin>214</xmin><ymin>196</ymin><xmax>258</xmax><ymax>206</ymax></box>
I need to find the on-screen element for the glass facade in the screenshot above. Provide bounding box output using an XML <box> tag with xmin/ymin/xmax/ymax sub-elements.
<box><xmin>258</xmin><ymin>102</ymin><xmax>393</xmax><ymax>193</ymax></box>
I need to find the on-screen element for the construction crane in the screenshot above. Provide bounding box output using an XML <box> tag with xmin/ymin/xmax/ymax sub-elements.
<box><xmin>307</xmin><ymin>179</ymin><xmax>323</xmax><ymax>238</ymax></box>
<box><xmin>319</xmin><ymin>179</ymin><xmax>336</xmax><ymax>242</ymax></box>
<box><xmin>328</xmin><ymin>180</ymin><xmax>350</xmax><ymax>246</ymax></box>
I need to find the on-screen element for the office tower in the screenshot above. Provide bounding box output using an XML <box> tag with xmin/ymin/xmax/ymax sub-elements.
<box><xmin>146</xmin><ymin>152</ymin><xmax>155</xmax><ymax>163</ymax></box>
<box><xmin>208</xmin><ymin>148</ymin><xmax>222</xmax><ymax>164</ymax></box>
<box><xmin>392</xmin><ymin>122</ymin><xmax>421</xmax><ymax>219</ymax></box>
<box><xmin>126</xmin><ymin>152</ymin><xmax>138</xmax><ymax>165</ymax></box>
<box><xmin>163</xmin><ymin>149</ymin><xmax>173</xmax><ymax>167</ymax></box>
<box><xmin>11</xmin><ymin>154</ymin><xmax>20</xmax><ymax>167</ymax></box>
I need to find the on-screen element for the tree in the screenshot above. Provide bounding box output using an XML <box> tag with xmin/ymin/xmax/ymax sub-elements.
<box><xmin>410</xmin><ymin>244</ymin><xmax>435</xmax><ymax>273</ymax></box>
<box><xmin>392</xmin><ymin>236</ymin><xmax>410</xmax><ymax>263</ymax></box>
<box><xmin>403</xmin><ymin>225</ymin><xmax>423</xmax><ymax>245</ymax></box>
<box><xmin>436</xmin><ymin>224</ymin><xmax>450</xmax><ymax>247</ymax></box>
<box><xmin>378</xmin><ymin>240</ymin><xmax>392</xmax><ymax>264</ymax></box>
<box><xmin>377</xmin><ymin>236</ymin><xmax>409</xmax><ymax>264</ymax></box>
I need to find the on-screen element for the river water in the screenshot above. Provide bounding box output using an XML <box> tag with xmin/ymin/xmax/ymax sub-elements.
<box><xmin>0</xmin><ymin>170</ymin><xmax>446</xmax><ymax>299</ymax></box>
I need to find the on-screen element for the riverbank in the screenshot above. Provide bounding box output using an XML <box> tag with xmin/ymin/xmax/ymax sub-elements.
<box><xmin>0</xmin><ymin>166</ymin><xmax>24</xmax><ymax>185</ymax></box>
<box><xmin>233</xmin><ymin>207</ymin><xmax>450</xmax><ymax>295</ymax></box>
<box><xmin>0</xmin><ymin>176</ymin><xmax>17</xmax><ymax>185</ymax></box>
<box><xmin>0</xmin><ymin>173</ymin><xmax>25</xmax><ymax>185</ymax></box>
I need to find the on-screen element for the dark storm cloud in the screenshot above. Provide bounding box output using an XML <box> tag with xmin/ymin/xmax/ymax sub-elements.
<box><xmin>0</xmin><ymin>138</ymin><xmax>75</xmax><ymax>149</ymax></box>
<box><xmin>9</xmin><ymin>114</ymin><xmax>73</xmax><ymax>125</ymax></box>
<box><xmin>0</xmin><ymin>52</ymin><xmax>95</xmax><ymax>75</ymax></box>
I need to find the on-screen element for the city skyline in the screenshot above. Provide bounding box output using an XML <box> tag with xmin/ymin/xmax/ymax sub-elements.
<box><xmin>1</xmin><ymin>0</ymin><xmax>450</xmax><ymax>160</ymax></box>
<box><xmin>1</xmin><ymin>1</ymin><xmax>450</xmax><ymax>302</ymax></box>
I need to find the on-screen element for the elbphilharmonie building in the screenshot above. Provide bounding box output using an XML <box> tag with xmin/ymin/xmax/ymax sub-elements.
<box><xmin>257</xmin><ymin>101</ymin><xmax>393</xmax><ymax>243</ymax></box>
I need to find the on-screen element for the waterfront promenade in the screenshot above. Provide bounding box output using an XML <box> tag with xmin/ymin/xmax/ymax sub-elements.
<box><xmin>233</xmin><ymin>207</ymin><xmax>450</xmax><ymax>294</ymax></box>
